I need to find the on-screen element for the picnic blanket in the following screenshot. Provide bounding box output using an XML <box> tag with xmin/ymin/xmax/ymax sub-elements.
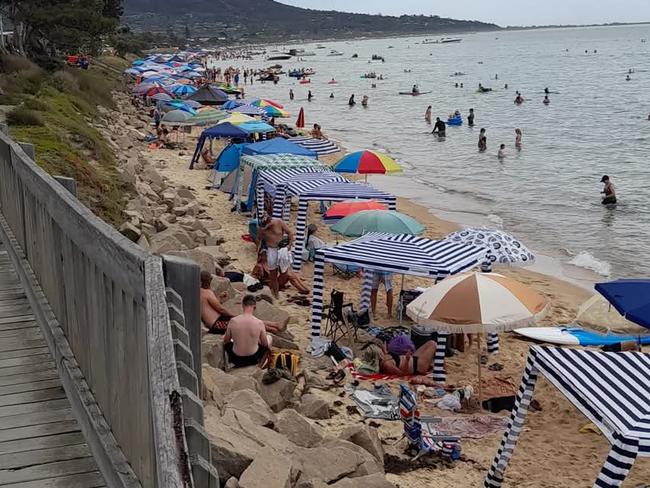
<box><xmin>434</xmin><ymin>415</ymin><xmax>509</xmax><ymax>439</ymax></box>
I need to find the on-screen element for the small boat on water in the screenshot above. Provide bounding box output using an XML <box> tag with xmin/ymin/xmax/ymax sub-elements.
<box><xmin>316</xmin><ymin>45</ymin><xmax>326</xmax><ymax>49</ymax></box>
<box><xmin>423</xmin><ymin>37</ymin><xmax>462</xmax><ymax>44</ymax></box>
<box><xmin>328</xmin><ymin>50</ymin><xmax>344</xmax><ymax>56</ymax></box>
<box><xmin>266</xmin><ymin>54</ymin><xmax>292</xmax><ymax>61</ymax></box>
<box><xmin>398</xmin><ymin>91</ymin><xmax>432</xmax><ymax>96</ymax></box>
<box><xmin>371</xmin><ymin>54</ymin><xmax>385</xmax><ymax>62</ymax></box>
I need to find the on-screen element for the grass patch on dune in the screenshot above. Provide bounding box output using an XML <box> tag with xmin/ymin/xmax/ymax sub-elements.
<box><xmin>2</xmin><ymin>55</ymin><xmax>133</xmax><ymax>226</ymax></box>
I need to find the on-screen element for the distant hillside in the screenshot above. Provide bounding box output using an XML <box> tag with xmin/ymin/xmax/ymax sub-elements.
<box><xmin>123</xmin><ymin>0</ymin><xmax>500</xmax><ymax>42</ymax></box>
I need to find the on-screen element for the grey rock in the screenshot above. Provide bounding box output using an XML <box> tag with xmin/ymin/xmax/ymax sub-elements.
<box><xmin>167</xmin><ymin>249</ymin><xmax>218</xmax><ymax>275</ymax></box>
<box><xmin>330</xmin><ymin>474</ymin><xmax>394</xmax><ymax>488</ymax></box>
<box><xmin>275</xmin><ymin>409</ymin><xmax>324</xmax><ymax>448</ymax></box>
<box><xmin>119</xmin><ymin>221</ymin><xmax>141</xmax><ymax>242</ymax></box>
<box><xmin>223</xmin><ymin>389</ymin><xmax>276</xmax><ymax>427</ymax></box>
<box><xmin>293</xmin><ymin>446</ymin><xmax>360</xmax><ymax>484</ymax></box>
<box><xmin>299</xmin><ymin>394</ymin><xmax>330</xmax><ymax>420</ymax></box>
<box><xmin>323</xmin><ymin>439</ymin><xmax>382</xmax><ymax>478</ymax></box>
<box><xmin>224</xmin><ymin>477</ymin><xmax>239</xmax><ymax>488</ymax></box>
<box><xmin>176</xmin><ymin>187</ymin><xmax>196</xmax><ymax>200</ymax></box>
<box><xmin>257</xmin><ymin>376</ymin><xmax>297</xmax><ymax>413</ymax></box>
<box><xmin>238</xmin><ymin>452</ymin><xmax>292</xmax><ymax>488</ymax></box>
<box><xmin>339</xmin><ymin>425</ymin><xmax>384</xmax><ymax>465</ymax></box>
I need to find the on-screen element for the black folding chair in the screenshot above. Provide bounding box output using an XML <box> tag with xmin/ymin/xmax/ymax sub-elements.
<box><xmin>323</xmin><ymin>290</ymin><xmax>358</xmax><ymax>341</ymax></box>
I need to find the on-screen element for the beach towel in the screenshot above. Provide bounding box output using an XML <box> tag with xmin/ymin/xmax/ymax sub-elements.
<box><xmin>277</xmin><ymin>247</ymin><xmax>292</xmax><ymax>273</ymax></box>
<box><xmin>433</xmin><ymin>415</ymin><xmax>509</xmax><ymax>439</ymax></box>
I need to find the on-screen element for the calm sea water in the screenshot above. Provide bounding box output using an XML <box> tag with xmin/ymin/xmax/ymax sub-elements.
<box><xmin>212</xmin><ymin>25</ymin><xmax>650</xmax><ymax>280</ymax></box>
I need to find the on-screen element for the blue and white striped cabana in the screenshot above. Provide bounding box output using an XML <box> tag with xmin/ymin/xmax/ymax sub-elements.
<box><xmin>257</xmin><ymin>168</ymin><xmax>346</xmax><ymax>219</ymax></box>
<box><xmin>289</xmin><ymin>182</ymin><xmax>398</xmax><ymax>272</ymax></box>
<box><xmin>485</xmin><ymin>346</ymin><xmax>650</xmax><ymax>488</ymax></box>
<box><xmin>310</xmin><ymin>233</ymin><xmax>486</xmax><ymax>339</ymax></box>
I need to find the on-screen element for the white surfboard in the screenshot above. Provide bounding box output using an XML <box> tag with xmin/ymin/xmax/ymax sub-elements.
<box><xmin>513</xmin><ymin>327</ymin><xmax>580</xmax><ymax>345</ymax></box>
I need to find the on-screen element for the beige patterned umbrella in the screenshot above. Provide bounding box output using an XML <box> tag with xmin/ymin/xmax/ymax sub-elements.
<box><xmin>576</xmin><ymin>295</ymin><xmax>649</xmax><ymax>335</ymax></box>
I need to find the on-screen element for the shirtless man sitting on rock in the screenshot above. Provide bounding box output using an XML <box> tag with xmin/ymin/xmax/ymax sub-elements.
<box><xmin>200</xmin><ymin>271</ymin><xmax>284</xmax><ymax>334</ymax></box>
<box><xmin>257</xmin><ymin>212</ymin><xmax>293</xmax><ymax>298</ymax></box>
<box><xmin>223</xmin><ymin>295</ymin><xmax>272</xmax><ymax>368</ymax></box>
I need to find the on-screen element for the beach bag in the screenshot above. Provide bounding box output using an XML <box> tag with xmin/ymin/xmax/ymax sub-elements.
<box><xmin>270</xmin><ymin>351</ymin><xmax>300</xmax><ymax>376</ymax></box>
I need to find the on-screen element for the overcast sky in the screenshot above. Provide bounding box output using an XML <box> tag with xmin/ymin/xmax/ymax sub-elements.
<box><xmin>277</xmin><ymin>0</ymin><xmax>650</xmax><ymax>26</ymax></box>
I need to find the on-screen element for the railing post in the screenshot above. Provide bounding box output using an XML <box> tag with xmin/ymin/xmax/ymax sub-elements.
<box><xmin>162</xmin><ymin>255</ymin><xmax>202</xmax><ymax>386</ymax></box>
<box><xmin>54</xmin><ymin>176</ymin><xmax>78</xmax><ymax>197</ymax></box>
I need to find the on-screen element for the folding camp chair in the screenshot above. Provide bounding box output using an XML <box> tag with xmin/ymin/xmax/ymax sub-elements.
<box><xmin>323</xmin><ymin>290</ymin><xmax>358</xmax><ymax>341</ymax></box>
<box><xmin>332</xmin><ymin>263</ymin><xmax>360</xmax><ymax>280</ymax></box>
<box><xmin>398</xmin><ymin>384</ymin><xmax>461</xmax><ymax>461</ymax></box>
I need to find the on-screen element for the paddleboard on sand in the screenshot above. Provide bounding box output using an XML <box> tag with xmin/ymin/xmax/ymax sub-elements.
<box><xmin>398</xmin><ymin>91</ymin><xmax>432</xmax><ymax>96</ymax></box>
<box><xmin>514</xmin><ymin>327</ymin><xmax>650</xmax><ymax>346</ymax></box>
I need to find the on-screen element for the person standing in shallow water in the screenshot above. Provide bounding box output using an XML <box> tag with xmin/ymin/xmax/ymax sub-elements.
<box><xmin>467</xmin><ymin>108</ymin><xmax>475</xmax><ymax>127</ymax></box>
<box><xmin>478</xmin><ymin>128</ymin><xmax>487</xmax><ymax>151</ymax></box>
<box><xmin>600</xmin><ymin>175</ymin><xmax>617</xmax><ymax>205</ymax></box>
<box><xmin>348</xmin><ymin>94</ymin><xmax>356</xmax><ymax>106</ymax></box>
<box><xmin>289</xmin><ymin>89</ymin><xmax>294</xmax><ymax>100</ymax></box>
<box><xmin>425</xmin><ymin>105</ymin><xmax>432</xmax><ymax>123</ymax></box>
<box><xmin>515</xmin><ymin>128</ymin><xmax>522</xmax><ymax>147</ymax></box>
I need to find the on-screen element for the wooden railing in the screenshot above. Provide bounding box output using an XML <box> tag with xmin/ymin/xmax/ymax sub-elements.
<box><xmin>0</xmin><ymin>131</ymin><xmax>185</xmax><ymax>488</ymax></box>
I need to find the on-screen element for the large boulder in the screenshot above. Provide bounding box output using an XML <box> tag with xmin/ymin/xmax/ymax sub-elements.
<box><xmin>293</xmin><ymin>445</ymin><xmax>361</xmax><ymax>484</ymax></box>
<box><xmin>201</xmin><ymin>365</ymin><xmax>226</xmax><ymax>408</ymax></box>
<box><xmin>238</xmin><ymin>452</ymin><xmax>292</xmax><ymax>488</ymax></box>
<box><xmin>119</xmin><ymin>221</ymin><xmax>141</xmax><ymax>242</ymax></box>
<box><xmin>141</xmin><ymin>167</ymin><xmax>166</xmax><ymax>192</ymax></box>
<box><xmin>211</xmin><ymin>276</ymin><xmax>237</xmax><ymax>301</ymax></box>
<box><xmin>275</xmin><ymin>409</ymin><xmax>324</xmax><ymax>448</ymax></box>
<box><xmin>207</xmin><ymin>409</ymin><xmax>296</xmax><ymax>484</ymax></box>
<box><xmin>299</xmin><ymin>394</ymin><xmax>330</xmax><ymax>420</ymax></box>
<box><xmin>202</xmin><ymin>337</ymin><xmax>226</xmax><ymax>370</ymax></box>
<box><xmin>257</xmin><ymin>376</ymin><xmax>297</xmax><ymax>413</ymax></box>
<box><xmin>176</xmin><ymin>187</ymin><xmax>197</xmax><ymax>200</ymax></box>
<box><xmin>330</xmin><ymin>474</ymin><xmax>394</xmax><ymax>488</ymax></box>
<box><xmin>201</xmin><ymin>363</ymin><xmax>259</xmax><ymax>397</ymax></box>
<box><xmin>149</xmin><ymin>232</ymin><xmax>184</xmax><ymax>254</ymax></box>
<box><xmin>224</xmin><ymin>478</ymin><xmax>239</xmax><ymax>488</ymax></box>
<box><xmin>195</xmin><ymin>245</ymin><xmax>232</xmax><ymax>267</ymax></box>
<box><xmin>223</xmin><ymin>389</ymin><xmax>276</xmax><ymax>427</ymax></box>
<box><xmin>323</xmin><ymin>439</ymin><xmax>382</xmax><ymax>478</ymax></box>
<box><xmin>166</xmin><ymin>249</ymin><xmax>218</xmax><ymax>275</ymax></box>
<box><xmin>339</xmin><ymin>425</ymin><xmax>384</xmax><ymax>466</ymax></box>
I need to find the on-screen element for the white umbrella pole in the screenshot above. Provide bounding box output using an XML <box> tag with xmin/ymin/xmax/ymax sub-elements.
<box><xmin>477</xmin><ymin>333</ymin><xmax>483</xmax><ymax>411</ymax></box>
<box><xmin>399</xmin><ymin>274</ymin><xmax>405</xmax><ymax>324</ymax></box>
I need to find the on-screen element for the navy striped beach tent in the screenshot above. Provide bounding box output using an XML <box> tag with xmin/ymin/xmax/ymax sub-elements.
<box><xmin>257</xmin><ymin>168</ymin><xmax>345</xmax><ymax>220</ymax></box>
<box><xmin>485</xmin><ymin>345</ymin><xmax>650</xmax><ymax>488</ymax></box>
<box><xmin>288</xmin><ymin>181</ymin><xmax>398</xmax><ymax>272</ymax></box>
<box><xmin>309</xmin><ymin>233</ymin><xmax>487</xmax><ymax>339</ymax></box>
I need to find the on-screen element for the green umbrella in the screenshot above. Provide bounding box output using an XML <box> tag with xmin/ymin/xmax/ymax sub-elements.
<box><xmin>161</xmin><ymin>109</ymin><xmax>191</xmax><ymax>124</ymax></box>
<box><xmin>187</xmin><ymin>108</ymin><xmax>228</xmax><ymax>126</ymax></box>
<box><xmin>331</xmin><ymin>210</ymin><xmax>425</xmax><ymax>237</ymax></box>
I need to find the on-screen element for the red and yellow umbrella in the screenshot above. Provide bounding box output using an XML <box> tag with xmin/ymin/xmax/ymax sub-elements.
<box><xmin>333</xmin><ymin>150</ymin><xmax>401</xmax><ymax>175</ymax></box>
<box><xmin>324</xmin><ymin>199</ymin><xmax>387</xmax><ymax>219</ymax></box>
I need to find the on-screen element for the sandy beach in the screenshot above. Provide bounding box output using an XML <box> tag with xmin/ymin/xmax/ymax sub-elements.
<box><xmin>123</xmin><ymin>110</ymin><xmax>650</xmax><ymax>486</ymax></box>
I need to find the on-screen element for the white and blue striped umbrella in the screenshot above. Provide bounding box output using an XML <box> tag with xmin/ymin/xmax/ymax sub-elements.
<box><xmin>445</xmin><ymin>227</ymin><xmax>535</xmax><ymax>267</ymax></box>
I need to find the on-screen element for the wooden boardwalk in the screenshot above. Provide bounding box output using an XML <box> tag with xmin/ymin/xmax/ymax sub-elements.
<box><xmin>0</xmin><ymin>244</ymin><xmax>105</xmax><ymax>487</ymax></box>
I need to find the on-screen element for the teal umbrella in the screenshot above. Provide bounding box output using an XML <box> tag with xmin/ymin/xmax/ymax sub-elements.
<box><xmin>331</xmin><ymin>210</ymin><xmax>424</xmax><ymax>237</ymax></box>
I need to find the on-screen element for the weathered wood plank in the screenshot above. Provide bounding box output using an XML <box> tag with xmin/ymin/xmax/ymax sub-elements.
<box><xmin>0</xmin><ymin>347</ymin><xmax>49</xmax><ymax>362</ymax></box>
<box><xmin>0</xmin><ymin>305</ymin><xmax>34</xmax><ymax>318</ymax></box>
<box><xmin>0</xmin><ymin>470</ymin><xmax>105</xmax><ymax>488</ymax></box>
<box><xmin>0</xmin><ymin>327</ymin><xmax>41</xmax><ymax>339</ymax></box>
<box><xmin>0</xmin><ymin>432</ymin><xmax>84</xmax><ymax>455</ymax></box>
<box><xmin>0</xmin><ymin>387</ymin><xmax>66</xmax><ymax>407</ymax></box>
<box><xmin>0</xmin><ymin>370</ymin><xmax>59</xmax><ymax>387</ymax></box>
<box><xmin>0</xmin><ymin>320</ymin><xmax>37</xmax><ymax>331</ymax></box>
<box><xmin>0</xmin><ymin>408</ymin><xmax>74</xmax><ymax>431</ymax></box>
<box><xmin>0</xmin><ymin>315</ymin><xmax>34</xmax><ymax>326</ymax></box>
<box><xmin>0</xmin><ymin>379</ymin><xmax>61</xmax><ymax>397</ymax></box>
<box><xmin>0</xmin><ymin>337</ymin><xmax>46</xmax><ymax>353</ymax></box>
<box><xmin>0</xmin><ymin>419</ymin><xmax>79</xmax><ymax>443</ymax></box>
<box><xmin>0</xmin><ymin>455</ymin><xmax>97</xmax><ymax>484</ymax></box>
<box><xmin>0</xmin><ymin>361</ymin><xmax>55</xmax><ymax>377</ymax></box>
<box><xmin>0</xmin><ymin>443</ymin><xmax>90</xmax><ymax>469</ymax></box>
<box><xmin>0</xmin><ymin>398</ymin><xmax>69</xmax><ymax>418</ymax></box>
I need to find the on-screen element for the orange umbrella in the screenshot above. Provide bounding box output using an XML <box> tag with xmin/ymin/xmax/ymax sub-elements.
<box><xmin>324</xmin><ymin>199</ymin><xmax>387</xmax><ymax>219</ymax></box>
<box><xmin>296</xmin><ymin>107</ymin><xmax>305</xmax><ymax>128</ymax></box>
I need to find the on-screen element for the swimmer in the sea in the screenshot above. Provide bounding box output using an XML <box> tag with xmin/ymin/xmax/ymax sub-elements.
<box><xmin>361</xmin><ymin>95</ymin><xmax>369</xmax><ymax>107</ymax></box>
<box><xmin>544</xmin><ymin>87</ymin><xmax>550</xmax><ymax>94</ymax></box>
<box><xmin>467</xmin><ymin>108</ymin><xmax>475</xmax><ymax>127</ymax></box>
<box><xmin>425</xmin><ymin>105</ymin><xmax>432</xmax><ymax>123</ymax></box>
<box><xmin>504</xmin><ymin>83</ymin><xmax>508</xmax><ymax>89</ymax></box>
<box><xmin>626</xmin><ymin>75</ymin><xmax>631</xmax><ymax>81</ymax></box>
<box><xmin>478</xmin><ymin>128</ymin><xmax>487</xmax><ymax>151</ymax></box>
<box><xmin>348</xmin><ymin>94</ymin><xmax>356</xmax><ymax>106</ymax></box>
<box><xmin>329</xmin><ymin>93</ymin><xmax>334</xmax><ymax>98</ymax></box>
<box><xmin>543</xmin><ymin>95</ymin><xmax>550</xmax><ymax>105</ymax></box>
<box><xmin>432</xmin><ymin>117</ymin><xmax>446</xmax><ymax>137</ymax></box>
<box><xmin>515</xmin><ymin>94</ymin><xmax>524</xmax><ymax>104</ymax></box>
<box><xmin>308</xmin><ymin>90</ymin><xmax>313</xmax><ymax>102</ymax></box>
<box><xmin>600</xmin><ymin>175</ymin><xmax>617</xmax><ymax>204</ymax></box>
<box><xmin>497</xmin><ymin>144</ymin><xmax>506</xmax><ymax>159</ymax></box>
<box><xmin>412</xmin><ymin>84</ymin><xmax>419</xmax><ymax>95</ymax></box>
<box><xmin>515</xmin><ymin>128</ymin><xmax>522</xmax><ymax>146</ymax></box>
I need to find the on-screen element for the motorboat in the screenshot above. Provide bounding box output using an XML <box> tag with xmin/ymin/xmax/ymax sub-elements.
<box><xmin>266</xmin><ymin>54</ymin><xmax>292</xmax><ymax>61</ymax></box>
<box><xmin>328</xmin><ymin>50</ymin><xmax>344</xmax><ymax>56</ymax></box>
<box><xmin>422</xmin><ymin>37</ymin><xmax>462</xmax><ymax>44</ymax></box>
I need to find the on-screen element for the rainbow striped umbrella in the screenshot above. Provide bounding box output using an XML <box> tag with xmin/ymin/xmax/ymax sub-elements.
<box><xmin>333</xmin><ymin>150</ymin><xmax>401</xmax><ymax>175</ymax></box>
<box><xmin>251</xmin><ymin>98</ymin><xmax>284</xmax><ymax>109</ymax></box>
<box><xmin>262</xmin><ymin>105</ymin><xmax>290</xmax><ymax>118</ymax></box>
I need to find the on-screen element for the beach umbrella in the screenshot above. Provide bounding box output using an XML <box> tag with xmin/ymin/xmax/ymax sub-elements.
<box><xmin>182</xmin><ymin>100</ymin><xmax>202</xmax><ymax>109</ymax></box>
<box><xmin>219</xmin><ymin>113</ymin><xmax>256</xmax><ymax>126</ymax></box>
<box><xmin>150</xmin><ymin>92</ymin><xmax>173</xmax><ymax>102</ymax></box>
<box><xmin>595</xmin><ymin>279</ymin><xmax>650</xmax><ymax>329</ymax></box>
<box><xmin>231</xmin><ymin>104</ymin><xmax>264</xmax><ymax>116</ymax></box>
<box><xmin>145</xmin><ymin>86</ymin><xmax>171</xmax><ymax>98</ymax></box>
<box><xmin>324</xmin><ymin>200</ymin><xmax>387</xmax><ymax>219</ymax></box>
<box><xmin>407</xmin><ymin>272</ymin><xmax>548</xmax><ymax>403</ymax></box>
<box><xmin>331</xmin><ymin>210</ymin><xmax>424</xmax><ymax>237</ymax></box>
<box><xmin>296</xmin><ymin>107</ymin><xmax>305</xmax><ymax>128</ymax></box>
<box><xmin>250</xmin><ymin>98</ymin><xmax>284</xmax><ymax>109</ymax></box>
<box><xmin>334</xmin><ymin>150</ymin><xmax>401</xmax><ymax>175</ymax></box>
<box><xmin>161</xmin><ymin>109</ymin><xmax>192</xmax><ymax>124</ymax></box>
<box><xmin>262</xmin><ymin>105</ymin><xmax>290</xmax><ymax>118</ymax></box>
<box><xmin>445</xmin><ymin>228</ymin><xmax>535</xmax><ymax>268</ymax></box>
<box><xmin>187</xmin><ymin>108</ymin><xmax>228</xmax><ymax>126</ymax></box>
<box><xmin>576</xmin><ymin>295</ymin><xmax>649</xmax><ymax>335</ymax></box>
<box><xmin>163</xmin><ymin>101</ymin><xmax>196</xmax><ymax>114</ymax></box>
<box><xmin>124</xmin><ymin>68</ymin><xmax>140</xmax><ymax>76</ymax></box>
<box><xmin>171</xmin><ymin>84</ymin><xmax>198</xmax><ymax>97</ymax></box>
<box><xmin>222</xmin><ymin>99</ymin><xmax>245</xmax><ymax>110</ymax></box>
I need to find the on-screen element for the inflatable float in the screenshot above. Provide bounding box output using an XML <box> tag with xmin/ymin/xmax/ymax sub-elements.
<box><xmin>446</xmin><ymin>116</ymin><xmax>463</xmax><ymax>125</ymax></box>
<box><xmin>299</xmin><ymin>79</ymin><xmax>311</xmax><ymax>84</ymax></box>
<box><xmin>514</xmin><ymin>327</ymin><xmax>650</xmax><ymax>346</ymax></box>
<box><xmin>398</xmin><ymin>91</ymin><xmax>432</xmax><ymax>96</ymax></box>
